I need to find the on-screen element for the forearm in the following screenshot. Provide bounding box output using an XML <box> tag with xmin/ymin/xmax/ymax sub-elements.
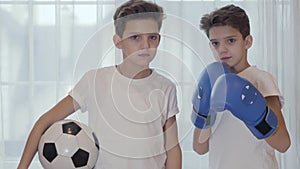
<box><xmin>163</xmin><ymin>116</ymin><xmax>182</xmax><ymax>169</ymax></box>
<box><xmin>192</xmin><ymin>128</ymin><xmax>210</xmax><ymax>155</ymax></box>
<box><xmin>265</xmin><ymin>118</ymin><xmax>290</xmax><ymax>152</ymax></box>
<box><xmin>18</xmin><ymin>117</ymin><xmax>51</xmax><ymax>169</ymax></box>
<box><xmin>18</xmin><ymin>96</ymin><xmax>79</xmax><ymax>168</ymax></box>
<box><xmin>165</xmin><ymin>144</ymin><xmax>182</xmax><ymax>169</ymax></box>
<box><xmin>265</xmin><ymin>96</ymin><xmax>291</xmax><ymax>152</ymax></box>
<box><xmin>18</xmin><ymin>135</ymin><xmax>37</xmax><ymax>168</ymax></box>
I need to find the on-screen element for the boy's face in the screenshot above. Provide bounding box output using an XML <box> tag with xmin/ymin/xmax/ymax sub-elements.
<box><xmin>114</xmin><ymin>18</ymin><xmax>161</xmax><ymax>68</ymax></box>
<box><xmin>208</xmin><ymin>25</ymin><xmax>252</xmax><ymax>72</ymax></box>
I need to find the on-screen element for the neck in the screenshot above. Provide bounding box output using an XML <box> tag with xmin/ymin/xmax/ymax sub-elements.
<box><xmin>117</xmin><ymin>63</ymin><xmax>152</xmax><ymax>79</ymax></box>
<box><xmin>232</xmin><ymin>62</ymin><xmax>251</xmax><ymax>74</ymax></box>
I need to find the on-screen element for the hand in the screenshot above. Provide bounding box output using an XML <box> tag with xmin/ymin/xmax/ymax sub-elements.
<box><xmin>210</xmin><ymin>73</ymin><xmax>278</xmax><ymax>139</ymax></box>
<box><xmin>191</xmin><ymin>62</ymin><xmax>229</xmax><ymax>129</ymax></box>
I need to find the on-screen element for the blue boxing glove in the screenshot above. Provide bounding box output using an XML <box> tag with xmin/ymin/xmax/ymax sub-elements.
<box><xmin>211</xmin><ymin>73</ymin><xmax>278</xmax><ymax>139</ymax></box>
<box><xmin>191</xmin><ymin>62</ymin><xmax>229</xmax><ymax>129</ymax></box>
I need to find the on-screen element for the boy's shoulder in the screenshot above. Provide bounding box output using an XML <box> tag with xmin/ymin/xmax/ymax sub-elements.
<box><xmin>152</xmin><ymin>69</ymin><xmax>177</xmax><ymax>86</ymax></box>
<box><xmin>238</xmin><ymin>66</ymin><xmax>281</xmax><ymax>96</ymax></box>
<box><xmin>85</xmin><ymin>66</ymin><xmax>115</xmax><ymax>75</ymax></box>
<box><xmin>77</xmin><ymin>66</ymin><xmax>115</xmax><ymax>81</ymax></box>
<box><xmin>239</xmin><ymin>66</ymin><xmax>275</xmax><ymax>81</ymax></box>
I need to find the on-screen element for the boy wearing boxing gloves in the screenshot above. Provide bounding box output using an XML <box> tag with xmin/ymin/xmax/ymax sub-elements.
<box><xmin>192</xmin><ymin>4</ymin><xmax>290</xmax><ymax>169</ymax></box>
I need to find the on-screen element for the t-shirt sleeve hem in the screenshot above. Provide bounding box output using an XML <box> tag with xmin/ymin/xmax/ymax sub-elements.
<box><xmin>167</xmin><ymin>107</ymin><xmax>180</xmax><ymax>119</ymax></box>
<box><xmin>68</xmin><ymin>90</ymin><xmax>87</xmax><ymax>112</ymax></box>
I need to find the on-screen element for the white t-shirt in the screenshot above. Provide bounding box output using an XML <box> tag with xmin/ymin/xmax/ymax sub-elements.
<box><xmin>209</xmin><ymin>66</ymin><xmax>283</xmax><ymax>169</ymax></box>
<box><xmin>69</xmin><ymin>66</ymin><xmax>179</xmax><ymax>169</ymax></box>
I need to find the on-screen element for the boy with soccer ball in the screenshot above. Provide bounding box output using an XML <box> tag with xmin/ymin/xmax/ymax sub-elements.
<box><xmin>18</xmin><ymin>1</ymin><xmax>182</xmax><ymax>168</ymax></box>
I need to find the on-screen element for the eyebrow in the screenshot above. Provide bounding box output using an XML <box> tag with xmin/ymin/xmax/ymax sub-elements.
<box><xmin>128</xmin><ymin>32</ymin><xmax>159</xmax><ymax>35</ymax></box>
<box><xmin>210</xmin><ymin>35</ymin><xmax>238</xmax><ymax>41</ymax></box>
<box><xmin>127</xmin><ymin>32</ymin><xmax>141</xmax><ymax>35</ymax></box>
<box><xmin>126</xmin><ymin>32</ymin><xmax>159</xmax><ymax>37</ymax></box>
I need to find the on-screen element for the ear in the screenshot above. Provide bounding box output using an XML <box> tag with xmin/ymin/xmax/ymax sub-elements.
<box><xmin>113</xmin><ymin>34</ymin><xmax>122</xmax><ymax>49</ymax></box>
<box><xmin>245</xmin><ymin>35</ymin><xmax>253</xmax><ymax>49</ymax></box>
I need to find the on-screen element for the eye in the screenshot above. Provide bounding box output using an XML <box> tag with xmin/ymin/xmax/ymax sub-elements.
<box><xmin>227</xmin><ymin>38</ymin><xmax>236</xmax><ymax>44</ymax></box>
<box><xmin>210</xmin><ymin>41</ymin><xmax>219</xmax><ymax>47</ymax></box>
<box><xmin>129</xmin><ymin>34</ymin><xmax>140</xmax><ymax>40</ymax></box>
<box><xmin>149</xmin><ymin>34</ymin><xmax>160</xmax><ymax>41</ymax></box>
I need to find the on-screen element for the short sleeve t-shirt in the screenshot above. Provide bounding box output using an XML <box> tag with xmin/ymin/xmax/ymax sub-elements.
<box><xmin>209</xmin><ymin>66</ymin><xmax>283</xmax><ymax>169</ymax></box>
<box><xmin>69</xmin><ymin>66</ymin><xmax>179</xmax><ymax>169</ymax></box>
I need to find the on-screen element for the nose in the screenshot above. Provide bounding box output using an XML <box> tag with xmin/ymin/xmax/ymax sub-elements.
<box><xmin>141</xmin><ymin>36</ymin><xmax>151</xmax><ymax>49</ymax></box>
<box><xmin>217</xmin><ymin>42</ymin><xmax>228</xmax><ymax>56</ymax></box>
<box><xmin>219</xmin><ymin>42</ymin><xmax>228</xmax><ymax>52</ymax></box>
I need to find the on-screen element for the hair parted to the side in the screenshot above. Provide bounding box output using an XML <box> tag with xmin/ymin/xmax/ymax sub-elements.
<box><xmin>113</xmin><ymin>0</ymin><xmax>164</xmax><ymax>37</ymax></box>
<box><xmin>200</xmin><ymin>4</ymin><xmax>250</xmax><ymax>39</ymax></box>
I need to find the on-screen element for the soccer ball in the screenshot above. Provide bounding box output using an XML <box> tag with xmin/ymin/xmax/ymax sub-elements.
<box><xmin>38</xmin><ymin>119</ymin><xmax>99</xmax><ymax>169</ymax></box>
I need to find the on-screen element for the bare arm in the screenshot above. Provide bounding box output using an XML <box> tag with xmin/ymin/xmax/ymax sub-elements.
<box><xmin>164</xmin><ymin>116</ymin><xmax>182</xmax><ymax>169</ymax></box>
<box><xmin>265</xmin><ymin>96</ymin><xmax>291</xmax><ymax>153</ymax></box>
<box><xmin>17</xmin><ymin>95</ymin><xmax>80</xmax><ymax>169</ymax></box>
<box><xmin>192</xmin><ymin>128</ymin><xmax>210</xmax><ymax>155</ymax></box>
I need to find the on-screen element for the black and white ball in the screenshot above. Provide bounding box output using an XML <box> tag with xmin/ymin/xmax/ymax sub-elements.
<box><xmin>38</xmin><ymin>119</ymin><xmax>99</xmax><ymax>169</ymax></box>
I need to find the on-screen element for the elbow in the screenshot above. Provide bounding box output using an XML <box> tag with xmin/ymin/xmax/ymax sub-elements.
<box><xmin>193</xmin><ymin>143</ymin><xmax>208</xmax><ymax>155</ymax></box>
<box><xmin>192</xmin><ymin>128</ymin><xmax>210</xmax><ymax>155</ymax></box>
<box><xmin>273</xmin><ymin>134</ymin><xmax>291</xmax><ymax>153</ymax></box>
<box><xmin>277</xmin><ymin>139</ymin><xmax>291</xmax><ymax>153</ymax></box>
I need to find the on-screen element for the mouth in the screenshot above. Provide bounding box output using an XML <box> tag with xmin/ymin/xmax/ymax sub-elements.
<box><xmin>220</xmin><ymin>56</ymin><xmax>231</xmax><ymax>61</ymax></box>
<box><xmin>138</xmin><ymin>53</ymin><xmax>151</xmax><ymax>57</ymax></box>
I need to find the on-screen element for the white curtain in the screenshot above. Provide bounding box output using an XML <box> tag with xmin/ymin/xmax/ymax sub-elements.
<box><xmin>0</xmin><ymin>0</ymin><xmax>299</xmax><ymax>168</ymax></box>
